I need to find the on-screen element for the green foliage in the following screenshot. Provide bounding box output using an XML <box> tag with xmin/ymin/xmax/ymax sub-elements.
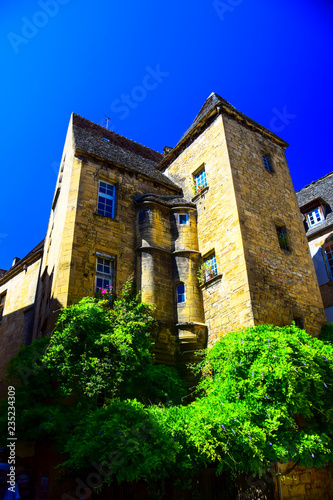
<box><xmin>187</xmin><ymin>324</ymin><xmax>333</xmax><ymax>476</ymax></box>
<box><xmin>0</xmin><ymin>276</ymin><xmax>185</xmax><ymax>448</ymax></box>
<box><xmin>3</xmin><ymin>287</ymin><xmax>333</xmax><ymax>489</ymax></box>
<box><xmin>60</xmin><ymin>399</ymin><xmax>204</xmax><ymax>484</ymax></box>
<box><xmin>319</xmin><ymin>322</ymin><xmax>333</xmax><ymax>345</ymax></box>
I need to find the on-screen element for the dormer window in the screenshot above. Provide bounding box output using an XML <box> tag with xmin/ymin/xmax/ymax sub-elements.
<box><xmin>307</xmin><ymin>207</ymin><xmax>324</xmax><ymax>227</ymax></box>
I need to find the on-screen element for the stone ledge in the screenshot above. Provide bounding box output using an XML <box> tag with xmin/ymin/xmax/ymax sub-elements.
<box><xmin>200</xmin><ymin>273</ymin><xmax>223</xmax><ymax>289</ymax></box>
<box><xmin>192</xmin><ymin>185</ymin><xmax>209</xmax><ymax>201</ymax></box>
<box><xmin>173</xmin><ymin>249</ymin><xmax>200</xmax><ymax>255</ymax></box>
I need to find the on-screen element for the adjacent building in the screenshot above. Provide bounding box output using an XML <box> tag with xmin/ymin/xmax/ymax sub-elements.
<box><xmin>296</xmin><ymin>172</ymin><xmax>333</xmax><ymax>322</ymax></box>
<box><xmin>0</xmin><ymin>93</ymin><xmax>327</xmax><ymax>381</ymax></box>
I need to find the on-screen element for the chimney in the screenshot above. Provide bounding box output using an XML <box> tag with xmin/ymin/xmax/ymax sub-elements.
<box><xmin>163</xmin><ymin>146</ymin><xmax>173</xmax><ymax>157</ymax></box>
<box><xmin>12</xmin><ymin>257</ymin><xmax>20</xmax><ymax>267</ymax></box>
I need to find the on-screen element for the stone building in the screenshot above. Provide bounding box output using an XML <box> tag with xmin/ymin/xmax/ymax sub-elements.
<box><xmin>296</xmin><ymin>171</ymin><xmax>333</xmax><ymax>322</ymax></box>
<box><xmin>0</xmin><ymin>93</ymin><xmax>327</xmax><ymax>380</ymax></box>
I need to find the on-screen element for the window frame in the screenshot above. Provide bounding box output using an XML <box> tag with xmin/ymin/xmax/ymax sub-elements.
<box><xmin>95</xmin><ymin>256</ymin><xmax>114</xmax><ymax>293</ymax></box>
<box><xmin>203</xmin><ymin>253</ymin><xmax>218</xmax><ymax>281</ymax></box>
<box><xmin>176</xmin><ymin>283</ymin><xmax>186</xmax><ymax>304</ymax></box>
<box><xmin>97</xmin><ymin>180</ymin><xmax>116</xmax><ymax>219</ymax></box>
<box><xmin>194</xmin><ymin>168</ymin><xmax>208</xmax><ymax>194</ymax></box>
<box><xmin>324</xmin><ymin>243</ymin><xmax>333</xmax><ymax>281</ymax></box>
<box><xmin>276</xmin><ymin>225</ymin><xmax>291</xmax><ymax>252</ymax></box>
<box><xmin>0</xmin><ymin>291</ymin><xmax>6</xmax><ymax>325</ymax></box>
<box><xmin>262</xmin><ymin>154</ymin><xmax>273</xmax><ymax>173</ymax></box>
<box><xmin>177</xmin><ymin>213</ymin><xmax>189</xmax><ymax>225</ymax></box>
<box><xmin>306</xmin><ymin>207</ymin><xmax>325</xmax><ymax>228</ymax></box>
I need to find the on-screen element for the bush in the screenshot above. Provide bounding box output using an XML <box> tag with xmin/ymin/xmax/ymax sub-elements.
<box><xmin>187</xmin><ymin>324</ymin><xmax>333</xmax><ymax>476</ymax></box>
<box><xmin>319</xmin><ymin>322</ymin><xmax>333</xmax><ymax>345</ymax></box>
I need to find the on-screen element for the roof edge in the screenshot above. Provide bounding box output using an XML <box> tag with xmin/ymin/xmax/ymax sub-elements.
<box><xmin>74</xmin><ymin>148</ymin><xmax>182</xmax><ymax>193</ymax></box>
<box><xmin>0</xmin><ymin>240</ymin><xmax>44</xmax><ymax>286</ymax></box>
<box><xmin>157</xmin><ymin>95</ymin><xmax>289</xmax><ymax>171</ymax></box>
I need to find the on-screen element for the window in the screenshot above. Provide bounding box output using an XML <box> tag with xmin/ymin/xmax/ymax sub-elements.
<box><xmin>262</xmin><ymin>155</ymin><xmax>272</xmax><ymax>172</ymax></box>
<box><xmin>97</xmin><ymin>180</ymin><xmax>115</xmax><ymax>218</ymax></box>
<box><xmin>95</xmin><ymin>256</ymin><xmax>113</xmax><ymax>293</ymax></box>
<box><xmin>194</xmin><ymin>168</ymin><xmax>207</xmax><ymax>194</ymax></box>
<box><xmin>276</xmin><ymin>225</ymin><xmax>290</xmax><ymax>251</ymax></box>
<box><xmin>178</xmin><ymin>214</ymin><xmax>189</xmax><ymax>225</ymax></box>
<box><xmin>324</xmin><ymin>244</ymin><xmax>333</xmax><ymax>280</ymax></box>
<box><xmin>139</xmin><ymin>208</ymin><xmax>150</xmax><ymax>223</ymax></box>
<box><xmin>0</xmin><ymin>292</ymin><xmax>6</xmax><ymax>324</ymax></box>
<box><xmin>199</xmin><ymin>253</ymin><xmax>218</xmax><ymax>284</ymax></box>
<box><xmin>176</xmin><ymin>283</ymin><xmax>185</xmax><ymax>303</ymax></box>
<box><xmin>307</xmin><ymin>207</ymin><xmax>324</xmax><ymax>227</ymax></box>
<box><xmin>294</xmin><ymin>317</ymin><xmax>304</xmax><ymax>329</ymax></box>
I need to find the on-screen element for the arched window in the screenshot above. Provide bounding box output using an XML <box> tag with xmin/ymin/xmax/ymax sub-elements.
<box><xmin>176</xmin><ymin>283</ymin><xmax>185</xmax><ymax>303</ymax></box>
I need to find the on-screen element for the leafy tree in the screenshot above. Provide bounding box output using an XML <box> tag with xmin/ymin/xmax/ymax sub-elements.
<box><xmin>319</xmin><ymin>322</ymin><xmax>333</xmax><ymax>345</ymax></box>
<box><xmin>0</xmin><ymin>276</ymin><xmax>185</xmax><ymax>447</ymax></box>
<box><xmin>185</xmin><ymin>324</ymin><xmax>333</xmax><ymax>476</ymax></box>
<box><xmin>2</xmin><ymin>286</ymin><xmax>333</xmax><ymax>491</ymax></box>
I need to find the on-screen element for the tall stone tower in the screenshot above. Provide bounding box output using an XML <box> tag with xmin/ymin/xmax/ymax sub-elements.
<box><xmin>158</xmin><ymin>93</ymin><xmax>326</xmax><ymax>345</ymax></box>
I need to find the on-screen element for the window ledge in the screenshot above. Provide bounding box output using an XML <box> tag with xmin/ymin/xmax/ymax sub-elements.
<box><xmin>192</xmin><ymin>186</ymin><xmax>209</xmax><ymax>201</ymax></box>
<box><xmin>280</xmin><ymin>248</ymin><xmax>291</xmax><ymax>255</ymax></box>
<box><xmin>200</xmin><ymin>273</ymin><xmax>222</xmax><ymax>289</ymax></box>
<box><xmin>93</xmin><ymin>213</ymin><xmax>119</xmax><ymax>222</ymax></box>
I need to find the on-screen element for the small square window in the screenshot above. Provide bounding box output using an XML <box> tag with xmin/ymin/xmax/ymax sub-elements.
<box><xmin>262</xmin><ymin>155</ymin><xmax>272</xmax><ymax>172</ymax></box>
<box><xmin>177</xmin><ymin>283</ymin><xmax>185</xmax><ymax>303</ymax></box>
<box><xmin>194</xmin><ymin>168</ymin><xmax>207</xmax><ymax>195</ymax></box>
<box><xmin>307</xmin><ymin>208</ymin><xmax>324</xmax><ymax>227</ymax></box>
<box><xmin>178</xmin><ymin>214</ymin><xmax>189</xmax><ymax>225</ymax></box>
<box><xmin>276</xmin><ymin>225</ymin><xmax>290</xmax><ymax>251</ymax></box>
<box><xmin>97</xmin><ymin>180</ymin><xmax>115</xmax><ymax>218</ymax></box>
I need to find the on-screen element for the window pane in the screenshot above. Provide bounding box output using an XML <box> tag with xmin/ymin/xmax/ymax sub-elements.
<box><xmin>262</xmin><ymin>155</ymin><xmax>271</xmax><ymax>171</ymax></box>
<box><xmin>97</xmin><ymin>192</ymin><xmax>114</xmax><ymax>218</ymax></box>
<box><xmin>204</xmin><ymin>255</ymin><xmax>217</xmax><ymax>276</ymax></box>
<box><xmin>177</xmin><ymin>284</ymin><xmax>185</xmax><ymax>303</ymax></box>
<box><xmin>179</xmin><ymin>214</ymin><xmax>188</xmax><ymax>225</ymax></box>
<box><xmin>195</xmin><ymin>169</ymin><xmax>207</xmax><ymax>188</ymax></box>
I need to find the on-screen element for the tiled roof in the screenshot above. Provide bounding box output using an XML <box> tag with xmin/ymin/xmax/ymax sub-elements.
<box><xmin>72</xmin><ymin>114</ymin><xmax>181</xmax><ymax>191</ymax></box>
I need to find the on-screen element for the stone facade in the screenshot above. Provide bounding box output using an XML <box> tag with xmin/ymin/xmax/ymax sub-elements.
<box><xmin>0</xmin><ymin>93</ymin><xmax>327</xmax><ymax>380</ymax></box>
<box><xmin>275</xmin><ymin>462</ymin><xmax>333</xmax><ymax>500</ymax></box>
<box><xmin>160</xmin><ymin>97</ymin><xmax>326</xmax><ymax>343</ymax></box>
<box><xmin>296</xmin><ymin>172</ymin><xmax>333</xmax><ymax>322</ymax></box>
<box><xmin>0</xmin><ymin>241</ymin><xmax>43</xmax><ymax>385</ymax></box>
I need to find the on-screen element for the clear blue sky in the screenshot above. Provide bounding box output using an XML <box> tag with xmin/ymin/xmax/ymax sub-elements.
<box><xmin>0</xmin><ymin>0</ymin><xmax>332</xmax><ymax>270</ymax></box>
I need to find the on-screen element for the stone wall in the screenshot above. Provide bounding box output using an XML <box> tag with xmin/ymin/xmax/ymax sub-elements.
<box><xmin>163</xmin><ymin>114</ymin><xmax>254</xmax><ymax>346</ymax></box>
<box><xmin>223</xmin><ymin>113</ymin><xmax>326</xmax><ymax>335</ymax></box>
<box><xmin>0</xmin><ymin>256</ymin><xmax>41</xmax><ymax>384</ymax></box>
<box><xmin>276</xmin><ymin>462</ymin><xmax>333</xmax><ymax>500</ymax></box>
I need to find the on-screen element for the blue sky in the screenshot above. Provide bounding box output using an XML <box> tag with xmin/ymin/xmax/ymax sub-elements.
<box><xmin>0</xmin><ymin>0</ymin><xmax>332</xmax><ymax>270</ymax></box>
